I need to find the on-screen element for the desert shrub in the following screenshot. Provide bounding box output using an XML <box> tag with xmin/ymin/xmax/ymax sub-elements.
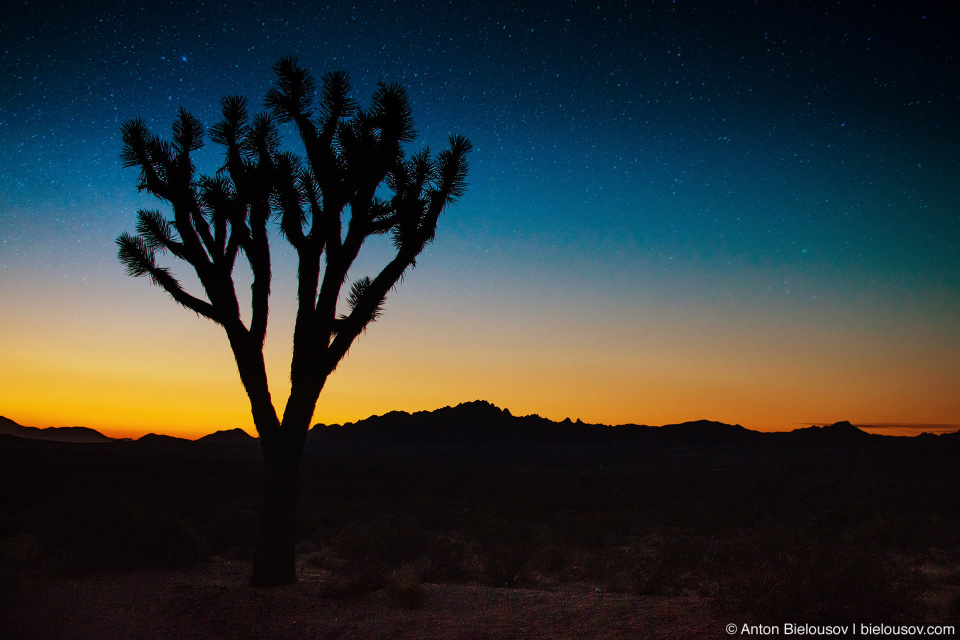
<box><xmin>319</xmin><ymin>559</ymin><xmax>392</xmax><ymax>599</ymax></box>
<box><xmin>387</xmin><ymin>563</ymin><xmax>426</xmax><ymax>609</ymax></box>
<box><xmin>528</xmin><ymin>529</ymin><xmax>570</xmax><ymax>576</ymax></box>
<box><xmin>421</xmin><ymin>534</ymin><xmax>473</xmax><ymax>582</ymax></box>
<box><xmin>331</xmin><ymin>517</ymin><xmax>427</xmax><ymax>565</ymax></box>
<box><xmin>884</xmin><ymin>512</ymin><xmax>950</xmax><ymax>551</ymax></box>
<box><xmin>563</xmin><ymin>512</ymin><xmax>616</xmax><ymax>549</ymax></box>
<box><xmin>480</xmin><ymin>541</ymin><xmax>528</xmax><ymax>587</ymax></box>
<box><xmin>724</xmin><ymin>526</ymin><xmax>923</xmax><ymax>623</ymax></box>
<box><xmin>190</xmin><ymin>504</ymin><xmax>259</xmax><ymax>558</ymax></box>
<box><xmin>470</xmin><ymin>509</ymin><xmax>533</xmax><ymax>587</ymax></box>
<box><xmin>600</xmin><ymin>531</ymin><xmax>709</xmax><ymax>597</ymax></box>
<box><xmin>945</xmin><ymin>568</ymin><xmax>960</xmax><ymax>587</ymax></box>
<box><xmin>36</xmin><ymin>493</ymin><xmax>207</xmax><ymax>574</ymax></box>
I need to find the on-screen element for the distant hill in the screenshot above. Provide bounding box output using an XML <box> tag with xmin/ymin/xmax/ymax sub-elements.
<box><xmin>783</xmin><ymin>420</ymin><xmax>874</xmax><ymax>445</ymax></box>
<box><xmin>117</xmin><ymin>430</ymin><xmax>259</xmax><ymax>458</ymax></box>
<box><xmin>0</xmin><ymin>417</ymin><xmax>259</xmax><ymax>459</ymax></box>
<box><xmin>307</xmin><ymin>400</ymin><xmax>880</xmax><ymax>448</ymax></box>
<box><xmin>2</xmin><ymin>403</ymin><xmax>957</xmax><ymax>464</ymax></box>
<box><xmin>0</xmin><ymin>417</ymin><xmax>256</xmax><ymax>446</ymax></box>
<box><xmin>0</xmin><ymin>416</ymin><xmax>113</xmax><ymax>443</ymax></box>
<box><xmin>196</xmin><ymin>428</ymin><xmax>257</xmax><ymax>443</ymax></box>
<box><xmin>302</xmin><ymin>400</ymin><xmax>948</xmax><ymax>466</ymax></box>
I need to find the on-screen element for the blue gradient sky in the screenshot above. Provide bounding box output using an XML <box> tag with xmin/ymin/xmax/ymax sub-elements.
<box><xmin>2</xmin><ymin>0</ymin><xmax>958</xmax><ymax>437</ymax></box>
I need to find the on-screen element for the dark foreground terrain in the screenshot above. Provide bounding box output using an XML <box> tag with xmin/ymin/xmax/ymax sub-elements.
<box><xmin>1</xmin><ymin>404</ymin><xmax>959</xmax><ymax>638</ymax></box>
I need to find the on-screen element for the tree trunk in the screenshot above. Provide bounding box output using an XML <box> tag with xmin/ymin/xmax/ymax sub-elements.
<box><xmin>249</xmin><ymin>431</ymin><xmax>305</xmax><ymax>587</ymax></box>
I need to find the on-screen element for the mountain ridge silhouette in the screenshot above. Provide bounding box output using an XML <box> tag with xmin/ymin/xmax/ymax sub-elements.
<box><xmin>2</xmin><ymin>403</ymin><xmax>957</xmax><ymax>455</ymax></box>
<box><xmin>0</xmin><ymin>415</ymin><xmax>113</xmax><ymax>443</ymax></box>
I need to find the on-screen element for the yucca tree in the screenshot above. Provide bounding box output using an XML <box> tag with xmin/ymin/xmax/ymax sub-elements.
<box><xmin>117</xmin><ymin>57</ymin><xmax>471</xmax><ymax>586</ymax></box>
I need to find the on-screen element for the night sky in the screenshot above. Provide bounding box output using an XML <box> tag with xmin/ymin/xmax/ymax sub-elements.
<box><xmin>2</xmin><ymin>0</ymin><xmax>958</xmax><ymax>438</ymax></box>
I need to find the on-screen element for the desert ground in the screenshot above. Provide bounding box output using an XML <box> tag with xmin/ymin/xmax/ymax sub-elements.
<box><xmin>2</xmin><ymin>422</ymin><xmax>959</xmax><ymax>638</ymax></box>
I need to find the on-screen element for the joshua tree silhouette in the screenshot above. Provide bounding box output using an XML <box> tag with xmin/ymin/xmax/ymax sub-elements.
<box><xmin>117</xmin><ymin>57</ymin><xmax>471</xmax><ymax>586</ymax></box>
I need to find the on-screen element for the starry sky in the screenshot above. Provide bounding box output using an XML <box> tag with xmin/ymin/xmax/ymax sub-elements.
<box><xmin>2</xmin><ymin>0</ymin><xmax>958</xmax><ymax>438</ymax></box>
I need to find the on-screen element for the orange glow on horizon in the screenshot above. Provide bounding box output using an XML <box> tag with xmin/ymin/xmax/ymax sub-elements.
<box><xmin>2</xmin><ymin>272</ymin><xmax>958</xmax><ymax>440</ymax></box>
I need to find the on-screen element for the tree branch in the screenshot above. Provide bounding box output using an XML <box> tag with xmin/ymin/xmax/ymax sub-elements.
<box><xmin>324</xmin><ymin>251</ymin><xmax>411</xmax><ymax>373</ymax></box>
<box><xmin>116</xmin><ymin>232</ymin><xmax>221</xmax><ymax>322</ymax></box>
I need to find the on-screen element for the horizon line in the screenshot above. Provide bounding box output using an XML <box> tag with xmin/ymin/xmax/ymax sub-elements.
<box><xmin>6</xmin><ymin>404</ymin><xmax>960</xmax><ymax>440</ymax></box>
